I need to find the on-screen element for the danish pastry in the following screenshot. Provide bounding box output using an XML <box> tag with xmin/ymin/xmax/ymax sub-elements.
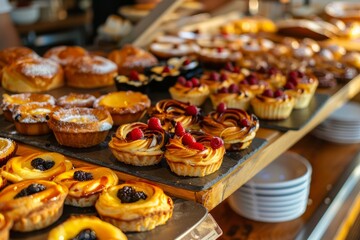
<box><xmin>0</xmin><ymin>137</ymin><xmax>17</xmax><ymax>166</ymax></box>
<box><xmin>43</xmin><ymin>45</ymin><xmax>88</xmax><ymax>66</ymax></box>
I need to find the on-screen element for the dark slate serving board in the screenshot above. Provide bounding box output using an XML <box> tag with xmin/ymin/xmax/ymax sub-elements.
<box><xmin>255</xmin><ymin>93</ymin><xmax>330</xmax><ymax>131</ymax></box>
<box><xmin>0</xmin><ymin>118</ymin><xmax>267</xmax><ymax>191</ymax></box>
<box><xmin>10</xmin><ymin>198</ymin><xmax>208</xmax><ymax>240</ymax></box>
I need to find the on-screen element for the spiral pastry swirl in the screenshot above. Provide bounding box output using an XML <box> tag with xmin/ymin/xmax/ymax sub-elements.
<box><xmin>1</xmin><ymin>152</ymin><xmax>73</xmax><ymax>183</ymax></box>
<box><xmin>54</xmin><ymin>167</ymin><xmax>118</xmax><ymax>207</ymax></box>
<box><xmin>0</xmin><ymin>180</ymin><xmax>68</xmax><ymax>231</ymax></box>
<box><xmin>164</xmin><ymin>131</ymin><xmax>225</xmax><ymax>176</ymax></box>
<box><xmin>201</xmin><ymin>109</ymin><xmax>259</xmax><ymax>151</ymax></box>
<box><xmin>95</xmin><ymin>181</ymin><xmax>173</xmax><ymax>232</ymax></box>
<box><xmin>149</xmin><ymin>99</ymin><xmax>201</xmax><ymax>131</ymax></box>
<box><xmin>109</xmin><ymin>122</ymin><xmax>166</xmax><ymax>166</ymax></box>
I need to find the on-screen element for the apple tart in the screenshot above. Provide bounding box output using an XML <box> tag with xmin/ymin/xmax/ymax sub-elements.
<box><xmin>109</xmin><ymin>117</ymin><xmax>167</xmax><ymax>166</ymax></box>
<box><xmin>48</xmin><ymin>107</ymin><xmax>113</xmax><ymax>148</ymax></box>
<box><xmin>0</xmin><ymin>180</ymin><xmax>68</xmax><ymax>232</ymax></box>
<box><xmin>53</xmin><ymin>167</ymin><xmax>118</xmax><ymax>207</ymax></box>
<box><xmin>48</xmin><ymin>216</ymin><xmax>127</xmax><ymax>240</ymax></box>
<box><xmin>201</xmin><ymin>103</ymin><xmax>259</xmax><ymax>151</ymax></box>
<box><xmin>95</xmin><ymin>181</ymin><xmax>174</xmax><ymax>232</ymax></box>
<box><xmin>165</xmin><ymin>129</ymin><xmax>226</xmax><ymax>177</ymax></box>
<box><xmin>0</xmin><ymin>137</ymin><xmax>17</xmax><ymax>166</ymax></box>
<box><xmin>0</xmin><ymin>213</ymin><xmax>12</xmax><ymax>240</ymax></box>
<box><xmin>1</xmin><ymin>152</ymin><xmax>73</xmax><ymax>183</ymax></box>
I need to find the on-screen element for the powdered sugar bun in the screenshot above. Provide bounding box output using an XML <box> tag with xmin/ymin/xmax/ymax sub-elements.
<box><xmin>43</xmin><ymin>46</ymin><xmax>88</xmax><ymax>66</ymax></box>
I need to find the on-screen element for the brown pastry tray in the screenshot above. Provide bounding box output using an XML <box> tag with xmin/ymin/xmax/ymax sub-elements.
<box><xmin>10</xmin><ymin>198</ymin><xmax>208</xmax><ymax>240</ymax></box>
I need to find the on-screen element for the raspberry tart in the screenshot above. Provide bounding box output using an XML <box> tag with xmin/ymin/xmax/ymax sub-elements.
<box><xmin>239</xmin><ymin>73</ymin><xmax>269</xmax><ymax>95</ymax></box>
<box><xmin>210</xmin><ymin>83</ymin><xmax>253</xmax><ymax>110</ymax></box>
<box><xmin>114</xmin><ymin>70</ymin><xmax>151</xmax><ymax>93</ymax></box>
<box><xmin>199</xmin><ymin>71</ymin><xmax>233</xmax><ymax>94</ymax></box>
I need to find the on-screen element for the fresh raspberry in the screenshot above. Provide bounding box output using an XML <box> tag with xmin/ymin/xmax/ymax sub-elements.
<box><xmin>177</xmin><ymin>76</ymin><xmax>187</xmax><ymax>85</ymax></box>
<box><xmin>268</xmin><ymin>67</ymin><xmax>278</xmax><ymax>75</ymax></box>
<box><xmin>241</xmin><ymin>79</ymin><xmax>249</xmax><ymax>85</ymax></box>
<box><xmin>257</xmin><ymin>66</ymin><xmax>267</xmax><ymax>74</ymax></box>
<box><xmin>175</xmin><ymin>122</ymin><xmax>186</xmax><ymax>137</ymax></box>
<box><xmin>218</xmin><ymin>87</ymin><xmax>228</xmax><ymax>93</ymax></box>
<box><xmin>220</xmin><ymin>73</ymin><xmax>228</xmax><ymax>82</ymax></box>
<box><xmin>217</xmin><ymin>102</ymin><xmax>227</xmax><ymax>113</ymax></box>
<box><xmin>210</xmin><ymin>137</ymin><xmax>224</xmax><ymax>149</ymax></box>
<box><xmin>182</xmin><ymin>133</ymin><xmax>196</xmax><ymax>145</ymax></box>
<box><xmin>162</xmin><ymin>66</ymin><xmax>171</xmax><ymax>73</ymax></box>
<box><xmin>262</xmin><ymin>89</ymin><xmax>274</xmax><ymax>98</ymax></box>
<box><xmin>184</xmin><ymin>81</ymin><xmax>193</xmax><ymax>88</ymax></box>
<box><xmin>183</xmin><ymin>59</ymin><xmax>191</xmax><ymax>66</ymax></box>
<box><xmin>240</xmin><ymin>118</ymin><xmax>250</xmax><ymax>128</ymax></box>
<box><xmin>248</xmin><ymin>76</ymin><xmax>258</xmax><ymax>85</ymax></box>
<box><xmin>297</xmin><ymin>70</ymin><xmax>304</xmax><ymax>78</ymax></box>
<box><xmin>129</xmin><ymin>70</ymin><xmax>140</xmax><ymax>81</ymax></box>
<box><xmin>287</xmin><ymin>75</ymin><xmax>298</xmax><ymax>85</ymax></box>
<box><xmin>189</xmin><ymin>142</ymin><xmax>205</xmax><ymax>151</ymax></box>
<box><xmin>284</xmin><ymin>82</ymin><xmax>296</xmax><ymax>90</ymax></box>
<box><xmin>147</xmin><ymin>117</ymin><xmax>163</xmax><ymax>131</ymax></box>
<box><xmin>209</xmin><ymin>72</ymin><xmax>220</xmax><ymax>81</ymax></box>
<box><xmin>191</xmin><ymin>78</ymin><xmax>200</xmax><ymax>87</ymax></box>
<box><xmin>274</xmin><ymin>89</ymin><xmax>284</xmax><ymax>98</ymax></box>
<box><xmin>233</xmin><ymin>66</ymin><xmax>240</xmax><ymax>73</ymax></box>
<box><xmin>217</xmin><ymin>47</ymin><xmax>223</xmax><ymax>53</ymax></box>
<box><xmin>185</xmin><ymin>105</ymin><xmax>198</xmax><ymax>116</ymax></box>
<box><xmin>224</xmin><ymin>62</ymin><xmax>234</xmax><ymax>72</ymax></box>
<box><xmin>228</xmin><ymin>83</ymin><xmax>239</xmax><ymax>93</ymax></box>
<box><xmin>288</xmin><ymin>71</ymin><xmax>298</xmax><ymax>79</ymax></box>
<box><xmin>127</xmin><ymin>128</ymin><xmax>144</xmax><ymax>140</ymax></box>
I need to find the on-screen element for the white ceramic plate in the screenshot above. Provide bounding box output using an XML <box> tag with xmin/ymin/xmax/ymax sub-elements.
<box><xmin>241</xmin><ymin>179</ymin><xmax>310</xmax><ymax>195</ymax></box>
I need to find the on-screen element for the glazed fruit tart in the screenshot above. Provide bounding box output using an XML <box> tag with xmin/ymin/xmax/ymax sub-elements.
<box><xmin>201</xmin><ymin>103</ymin><xmax>259</xmax><ymax>151</ymax></box>
<box><xmin>47</xmin><ymin>107</ymin><xmax>113</xmax><ymax>148</ymax></box>
<box><xmin>109</xmin><ymin>117</ymin><xmax>167</xmax><ymax>166</ymax></box>
<box><xmin>1</xmin><ymin>152</ymin><xmax>73</xmax><ymax>183</ymax></box>
<box><xmin>95</xmin><ymin>181</ymin><xmax>173</xmax><ymax>232</ymax></box>
<box><xmin>0</xmin><ymin>180</ymin><xmax>68</xmax><ymax>232</ymax></box>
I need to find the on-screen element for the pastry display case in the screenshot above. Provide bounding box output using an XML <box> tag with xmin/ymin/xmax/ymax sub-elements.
<box><xmin>1</xmin><ymin>1</ymin><xmax>360</xmax><ymax>239</ymax></box>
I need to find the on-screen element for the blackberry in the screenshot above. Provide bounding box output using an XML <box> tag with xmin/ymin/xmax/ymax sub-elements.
<box><xmin>72</xmin><ymin>228</ymin><xmax>97</xmax><ymax>240</ymax></box>
<box><xmin>73</xmin><ymin>171</ymin><xmax>93</xmax><ymax>181</ymax></box>
<box><xmin>117</xmin><ymin>186</ymin><xmax>147</xmax><ymax>203</ymax></box>
<box><xmin>14</xmin><ymin>183</ymin><xmax>46</xmax><ymax>199</ymax></box>
<box><xmin>31</xmin><ymin>158</ymin><xmax>55</xmax><ymax>171</ymax></box>
<box><xmin>14</xmin><ymin>114</ymin><xmax>21</xmax><ymax>122</ymax></box>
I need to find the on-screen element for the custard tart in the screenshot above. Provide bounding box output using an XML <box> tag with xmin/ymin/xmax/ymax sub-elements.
<box><xmin>48</xmin><ymin>215</ymin><xmax>127</xmax><ymax>240</ymax></box>
<box><xmin>12</xmin><ymin>102</ymin><xmax>59</xmax><ymax>135</ymax></box>
<box><xmin>56</xmin><ymin>93</ymin><xmax>96</xmax><ymax>108</ymax></box>
<box><xmin>0</xmin><ymin>213</ymin><xmax>12</xmax><ymax>240</ymax></box>
<box><xmin>95</xmin><ymin>181</ymin><xmax>174</xmax><ymax>232</ymax></box>
<box><xmin>165</xmin><ymin>130</ymin><xmax>226</xmax><ymax>177</ymax></box>
<box><xmin>94</xmin><ymin>91</ymin><xmax>151</xmax><ymax>126</ymax></box>
<box><xmin>201</xmin><ymin>105</ymin><xmax>259</xmax><ymax>151</ymax></box>
<box><xmin>53</xmin><ymin>167</ymin><xmax>118</xmax><ymax>207</ymax></box>
<box><xmin>1</xmin><ymin>152</ymin><xmax>73</xmax><ymax>183</ymax></box>
<box><xmin>48</xmin><ymin>107</ymin><xmax>113</xmax><ymax>148</ymax></box>
<box><xmin>109</xmin><ymin>118</ymin><xmax>167</xmax><ymax>166</ymax></box>
<box><xmin>0</xmin><ymin>180</ymin><xmax>68</xmax><ymax>232</ymax></box>
<box><xmin>0</xmin><ymin>137</ymin><xmax>17</xmax><ymax>166</ymax></box>
<box><xmin>1</xmin><ymin>93</ymin><xmax>55</xmax><ymax>122</ymax></box>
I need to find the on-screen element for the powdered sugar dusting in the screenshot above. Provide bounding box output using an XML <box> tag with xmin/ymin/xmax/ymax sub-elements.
<box><xmin>100</xmin><ymin>122</ymin><xmax>112</xmax><ymax>131</ymax></box>
<box><xmin>22</xmin><ymin>58</ymin><xmax>60</xmax><ymax>78</ymax></box>
<box><xmin>60</xmin><ymin>114</ymin><xmax>98</xmax><ymax>123</ymax></box>
<box><xmin>0</xmin><ymin>138</ymin><xmax>12</xmax><ymax>155</ymax></box>
<box><xmin>79</xmin><ymin>56</ymin><xmax>117</xmax><ymax>74</ymax></box>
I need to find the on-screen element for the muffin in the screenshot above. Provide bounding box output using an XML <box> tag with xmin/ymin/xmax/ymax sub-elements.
<box><xmin>109</xmin><ymin>118</ymin><xmax>167</xmax><ymax>166</ymax></box>
<box><xmin>95</xmin><ymin>181</ymin><xmax>173</xmax><ymax>232</ymax></box>
<box><xmin>53</xmin><ymin>167</ymin><xmax>118</xmax><ymax>207</ymax></box>
<box><xmin>169</xmin><ymin>77</ymin><xmax>210</xmax><ymax>106</ymax></box>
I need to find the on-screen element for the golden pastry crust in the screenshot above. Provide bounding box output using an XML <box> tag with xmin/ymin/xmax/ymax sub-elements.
<box><xmin>96</xmin><ymin>181</ymin><xmax>174</xmax><ymax>232</ymax></box>
<box><xmin>149</xmin><ymin>99</ymin><xmax>202</xmax><ymax>131</ymax></box>
<box><xmin>43</xmin><ymin>45</ymin><xmax>88</xmax><ymax>66</ymax></box>
<box><xmin>48</xmin><ymin>215</ymin><xmax>127</xmax><ymax>240</ymax></box>
<box><xmin>48</xmin><ymin>107</ymin><xmax>113</xmax><ymax>148</ymax></box>
<box><xmin>251</xmin><ymin>93</ymin><xmax>295</xmax><ymax>120</ymax></box>
<box><xmin>12</xmin><ymin>102</ymin><xmax>59</xmax><ymax>135</ymax></box>
<box><xmin>1</xmin><ymin>152</ymin><xmax>73</xmax><ymax>183</ymax></box>
<box><xmin>165</xmin><ymin>131</ymin><xmax>226</xmax><ymax>176</ymax></box>
<box><xmin>65</xmin><ymin>55</ymin><xmax>117</xmax><ymax>88</ymax></box>
<box><xmin>108</xmin><ymin>44</ymin><xmax>158</xmax><ymax>75</ymax></box>
<box><xmin>0</xmin><ymin>46</ymin><xmax>37</xmax><ymax>71</ymax></box>
<box><xmin>0</xmin><ymin>180</ymin><xmax>68</xmax><ymax>232</ymax></box>
<box><xmin>53</xmin><ymin>167</ymin><xmax>118</xmax><ymax>207</ymax></box>
<box><xmin>1</xmin><ymin>56</ymin><xmax>64</xmax><ymax>93</ymax></box>
<box><xmin>169</xmin><ymin>82</ymin><xmax>210</xmax><ymax>106</ymax></box>
<box><xmin>109</xmin><ymin>122</ymin><xmax>166</xmax><ymax>166</ymax></box>
<box><xmin>284</xmin><ymin>88</ymin><xmax>313</xmax><ymax>109</ymax></box>
<box><xmin>0</xmin><ymin>213</ymin><xmax>12</xmax><ymax>240</ymax></box>
<box><xmin>201</xmin><ymin>109</ymin><xmax>259</xmax><ymax>151</ymax></box>
<box><xmin>56</xmin><ymin>93</ymin><xmax>96</xmax><ymax>108</ymax></box>
<box><xmin>94</xmin><ymin>91</ymin><xmax>151</xmax><ymax>125</ymax></box>
<box><xmin>239</xmin><ymin>76</ymin><xmax>268</xmax><ymax>95</ymax></box>
<box><xmin>1</xmin><ymin>93</ymin><xmax>55</xmax><ymax>122</ymax></box>
<box><xmin>0</xmin><ymin>138</ymin><xmax>17</xmax><ymax>166</ymax></box>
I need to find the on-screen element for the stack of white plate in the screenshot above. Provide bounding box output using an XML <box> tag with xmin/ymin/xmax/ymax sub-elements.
<box><xmin>228</xmin><ymin>152</ymin><xmax>312</xmax><ymax>222</ymax></box>
<box><xmin>312</xmin><ymin>102</ymin><xmax>360</xmax><ymax>144</ymax></box>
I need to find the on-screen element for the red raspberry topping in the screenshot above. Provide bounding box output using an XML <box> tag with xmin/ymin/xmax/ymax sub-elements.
<box><xmin>209</xmin><ymin>72</ymin><xmax>220</xmax><ymax>81</ymax></box>
<box><xmin>262</xmin><ymin>89</ymin><xmax>274</xmax><ymax>98</ymax></box>
<box><xmin>185</xmin><ymin>105</ymin><xmax>198</xmax><ymax>116</ymax></box>
<box><xmin>268</xmin><ymin>67</ymin><xmax>278</xmax><ymax>75</ymax></box>
<box><xmin>189</xmin><ymin>142</ymin><xmax>205</xmax><ymax>151</ymax></box>
<box><xmin>240</xmin><ymin>118</ymin><xmax>250</xmax><ymax>128</ymax></box>
<box><xmin>288</xmin><ymin>71</ymin><xmax>298</xmax><ymax>79</ymax></box>
<box><xmin>233</xmin><ymin>66</ymin><xmax>240</xmax><ymax>73</ymax></box>
<box><xmin>284</xmin><ymin>82</ymin><xmax>296</xmax><ymax>90</ymax></box>
<box><xmin>191</xmin><ymin>77</ymin><xmax>200</xmax><ymax>87</ymax></box>
<box><xmin>218</xmin><ymin>87</ymin><xmax>228</xmax><ymax>93</ymax></box>
<box><xmin>217</xmin><ymin>47</ymin><xmax>223</xmax><ymax>53</ymax></box>
<box><xmin>127</xmin><ymin>128</ymin><xmax>144</xmax><ymax>140</ymax></box>
<box><xmin>182</xmin><ymin>133</ymin><xmax>196</xmax><ymax>146</ymax></box>
<box><xmin>162</xmin><ymin>66</ymin><xmax>171</xmax><ymax>73</ymax></box>
<box><xmin>210</xmin><ymin>137</ymin><xmax>224</xmax><ymax>149</ymax></box>
<box><xmin>183</xmin><ymin>59</ymin><xmax>191</xmax><ymax>66</ymax></box>
<box><xmin>228</xmin><ymin>83</ymin><xmax>239</xmax><ymax>93</ymax></box>
<box><xmin>147</xmin><ymin>117</ymin><xmax>163</xmax><ymax>131</ymax></box>
<box><xmin>220</xmin><ymin>73</ymin><xmax>228</xmax><ymax>82</ymax></box>
<box><xmin>224</xmin><ymin>62</ymin><xmax>234</xmax><ymax>72</ymax></box>
<box><xmin>184</xmin><ymin>81</ymin><xmax>193</xmax><ymax>88</ymax></box>
<box><xmin>175</xmin><ymin>122</ymin><xmax>186</xmax><ymax>137</ymax></box>
<box><xmin>274</xmin><ymin>89</ymin><xmax>284</xmax><ymax>98</ymax></box>
<box><xmin>129</xmin><ymin>70</ymin><xmax>140</xmax><ymax>81</ymax></box>
<box><xmin>217</xmin><ymin>102</ymin><xmax>227</xmax><ymax>113</ymax></box>
<box><xmin>177</xmin><ymin>76</ymin><xmax>187</xmax><ymax>85</ymax></box>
